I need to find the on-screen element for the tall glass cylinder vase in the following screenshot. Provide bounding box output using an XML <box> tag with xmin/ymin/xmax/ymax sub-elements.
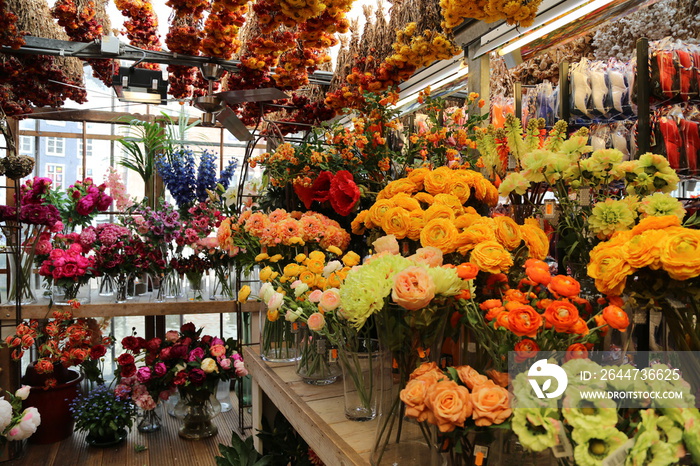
<box><xmin>295</xmin><ymin>324</ymin><xmax>341</xmax><ymax>385</ymax></box>
<box><xmin>7</xmin><ymin>249</ymin><xmax>36</xmax><ymax>305</ymax></box>
<box><xmin>338</xmin><ymin>338</ymin><xmax>382</xmax><ymax>421</ymax></box>
<box><xmin>98</xmin><ymin>274</ymin><xmax>115</xmax><ymax>297</ymax></box>
<box><xmin>137</xmin><ymin>405</ymin><xmax>162</xmax><ymax>433</ymax></box>
<box><xmin>210</xmin><ymin>265</ymin><xmax>236</xmax><ymax>301</ymax></box>
<box><xmin>259</xmin><ymin>309</ymin><xmax>299</xmax><ymax>363</ymax></box>
<box><xmin>370</xmin><ymin>302</ymin><xmax>450</xmax><ymax>465</ymax></box>
<box><xmin>186</xmin><ymin>273</ymin><xmax>205</xmax><ymax>301</ymax></box>
<box><xmin>216</xmin><ymin>379</ymin><xmax>232</xmax><ymax>413</ymax></box>
<box><xmin>114</xmin><ymin>273</ymin><xmax>132</xmax><ymax>304</ymax></box>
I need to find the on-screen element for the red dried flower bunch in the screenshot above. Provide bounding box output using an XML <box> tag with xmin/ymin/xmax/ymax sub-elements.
<box><xmin>0</xmin><ymin>0</ymin><xmax>25</xmax><ymax>50</ymax></box>
<box><xmin>4</xmin><ymin>307</ymin><xmax>111</xmax><ymax>389</ymax></box>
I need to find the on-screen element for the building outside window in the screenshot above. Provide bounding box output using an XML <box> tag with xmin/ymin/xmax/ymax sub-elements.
<box><xmin>46</xmin><ymin>163</ymin><xmax>65</xmax><ymax>189</ymax></box>
<box><xmin>46</xmin><ymin>137</ymin><xmax>65</xmax><ymax>156</ymax></box>
<box><xmin>19</xmin><ymin>136</ymin><xmax>34</xmax><ymax>155</ymax></box>
<box><xmin>77</xmin><ymin>138</ymin><xmax>93</xmax><ymax>157</ymax></box>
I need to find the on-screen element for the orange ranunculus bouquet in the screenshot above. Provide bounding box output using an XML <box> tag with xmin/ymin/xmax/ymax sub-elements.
<box><xmin>459</xmin><ymin>258</ymin><xmax>628</xmax><ymax>372</ymax></box>
<box><xmin>400</xmin><ymin>362</ymin><xmax>512</xmax><ymax>462</ymax></box>
<box><xmin>587</xmin><ymin>214</ymin><xmax>700</xmax><ymax>351</ymax></box>
<box><xmin>351</xmin><ymin>167</ymin><xmax>550</xmax><ymax>269</ymax></box>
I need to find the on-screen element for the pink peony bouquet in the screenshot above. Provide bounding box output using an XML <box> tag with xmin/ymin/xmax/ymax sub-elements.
<box><xmin>47</xmin><ymin>177</ymin><xmax>113</xmax><ymax>230</ymax></box>
<box><xmin>36</xmin><ymin>233</ymin><xmax>96</xmax><ymax>297</ymax></box>
<box><xmin>114</xmin><ymin>323</ymin><xmax>247</xmax><ymax>411</ymax></box>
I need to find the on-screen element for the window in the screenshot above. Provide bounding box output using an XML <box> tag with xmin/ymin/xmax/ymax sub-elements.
<box><xmin>77</xmin><ymin>139</ymin><xmax>93</xmax><ymax>157</ymax></box>
<box><xmin>46</xmin><ymin>164</ymin><xmax>65</xmax><ymax>189</ymax></box>
<box><xmin>19</xmin><ymin>136</ymin><xmax>34</xmax><ymax>155</ymax></box>
<box><xmin>46</xmin><ymin>137</ymin><xmax>65</xmax><ymax>156</ymax></box>
<box><xmin>77</xmin><ymin>167</ymin><xmax>93</xmax><ymax>179</ymax></box>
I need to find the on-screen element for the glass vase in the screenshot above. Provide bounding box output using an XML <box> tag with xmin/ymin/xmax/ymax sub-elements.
<box><xmin>338</xmin><ymin>338</ymin><xmax>382</xmax><ymax>421</ymax></box>
<box><xmin>98</xmin><ymin>274</ymin><xmax>115</xmax><ymax>297</ymax></box>
<box><xmin>186</xmin><ymin>273</ymin><xmax>206</xmax><ymax>301</ymax></box>
<box><xmin>370</xmin><ymin>302</ymin><xmax>451</xmax><ymax>465</ymax></box>
<box><xmin>52</xmin><ymin>281</ymin><xmax>90</xmax><ymax>306</ymax></box>
<box><xmin>7</xmin><ymin>249</ymin><xmax>37</xmax><ymax>305</ymax></box>
<box><xmin>137</xmin><ymin>405</ymin><xmax>162</xmax><ymax>433</ymax></box>
<box><xmin>295</xmin><ymin>325</ymin><xmax>341</xmax><ymax>385</ymax></box>
<box><xmin>154</xmin><ymin>269</ymin><xmax>182</xmax><ymax>302</ymax></box>
<box><xmin>260</xmin><ymin>310</ymin><xmax>299</xmax><ymax>363</ymax></box>
<box><xmin>114</xmin><ymin>273</ymin><xmax>132</xmax><ymax>304</ymax></box>
<box><xmin>210</xmin><ymin>265</ymin><xmax>236</xmax><ymax>301</ymax></box>
<box><xmin>216</xmin><ymin>379</ymin><xmax>233</xmax><ymax>413</ymax></box>
<box><xmin>174</xmin><ymin>386</ymin><xmax>222</xmax><ymax>440</ymax></box>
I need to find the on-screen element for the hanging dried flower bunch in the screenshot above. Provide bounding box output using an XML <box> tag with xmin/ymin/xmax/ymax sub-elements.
<box><xmin>441</xmin><ymin>0</ymin><xmax>542</xmax><ymax>30</ymax></box>
<box><xmin>114</xmin><ymin>0</ymin><xmax>162</xmax><ymax>70</ymax></box>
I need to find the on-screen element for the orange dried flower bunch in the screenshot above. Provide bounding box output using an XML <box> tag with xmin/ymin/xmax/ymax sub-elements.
<box><xmin>441</xmin><ymin>0</ymin><xmax>542</xmax><ymax>30</ymax></box>
<box><xmin>51</xmin><ymin>0</ymin><xmax>116</xmax><ymax>87</ymax></box>
<box><xmin>278</xmin><ymin>0</ymin><xmax>327</xmax><ymax>23</ymax></box>
<box><xmin>165</xmin><ymin>15</ymin><xmax>203</xmax><ymax>99</ymax></box>
<box><xmin>200</xmin><ymin>0</ymin><xmax>248</xmax><ymax>59</ymax></box>
<box><xmin>166</xmin><ymin>0</ymin><xmax>210</xmax><ymax>20</ymax></box>
<box><xmin>0</xmin><ymin>0</ymin><xmax>25</xmax><ymax>50</ymax></box>
<box><xmin>114</xmin><ymin>0</ymin><xmax>162</xmax><ymax>70</ymax></box>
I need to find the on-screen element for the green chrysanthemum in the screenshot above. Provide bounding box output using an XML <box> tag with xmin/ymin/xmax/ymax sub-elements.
<box><xmin>498</xmin><ymin>172</ymin><xmax>530</xmax><ymax>196</ymax></box>
<box><xmin>626</xmin><ymin>409</ymin><xmax>685</xmax><ymax>466</ymax></box>
<box><xmin>683</xmin><ymin>415</ymin><xmax>700</xmax><ymax>465</ymax></box>
<box><xmin>588</xmin><ymin>198</ymin><xmax>637</xmax><ymax>238</ymax></box>
<box><xmin>638</xmin><ymin>192</ymin><xmax>686</xmax><ymax>221</ymax></box>
<box><xmin>426</xmin><ymin>266</ymin><xmax>462</xmax><ymax>296</ymax></box>
<box><xmin>521</xmin><ymin>149</ymin><xmax>556</xmax><ymax>183</ymax></box>
<box><xmin>512</xmin><ymin>408</ymin><xmax>562</xmax><ymax>452</ymax></box>
<box><xmin>562</xmin><ymin>390</ymin><xmax>618</xmax><ymax>430</ymax></box>
<box><xmin>543</xmin><ymin>152</ymin><xmax>573</xmax><ymax>184</ymax></box>
<box><xmin>572</xmin><ymin>426</ymin><xmax>627</xmax><ymax>466</ymax></box>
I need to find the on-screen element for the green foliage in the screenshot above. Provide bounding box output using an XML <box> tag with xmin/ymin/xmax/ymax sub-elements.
<box><xmin>215</xmin><ymin>432</ymin><xmax>272</xmax><ymax>466</ymax></box>
<box><xmin>257</xmin><ymin>412</ymin><xmax>315</xmax><ymax>466</ymax></box>
<box><xmin>69</xmin><ymin>385</ymin><xmax>136</xmax><ymax>436</ymax></box>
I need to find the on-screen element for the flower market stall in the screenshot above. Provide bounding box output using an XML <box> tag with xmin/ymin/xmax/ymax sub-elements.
<box><xmin>1</xmin><ymin>0</ymin><xmax>700</xmax><ymax>465</ymax></box>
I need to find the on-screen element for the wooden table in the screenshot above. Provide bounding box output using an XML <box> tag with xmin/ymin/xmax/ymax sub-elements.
<box><xmin>244</xmin><ymin>345</ymin><xmax>376</xmax><ymax>466</ymax></box>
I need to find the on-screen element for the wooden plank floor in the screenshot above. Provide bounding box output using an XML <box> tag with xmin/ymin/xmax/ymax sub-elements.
<box><xmin>6</xmin><ymin>392</ymin><xmax>252</xmax><ymax>466</ymax></box>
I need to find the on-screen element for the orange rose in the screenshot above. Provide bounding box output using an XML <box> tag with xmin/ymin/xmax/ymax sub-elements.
<box><xmin>526</xmin><ymin>266</ymin><xmax>551</xmax><ymax>285</ymax></box>
<box><xmin>565</xmin><ymin>343</ymin><xmax>588</xmax><ymax>362</ymax></box>
<box><xmin>381</xmin><ymin>207</ymin><xmax>411</xmax><ymax>239</ymax></box>
<box><xmin>507</xmin><ymin>305</ymin><xmax>542</xmax><ymax>338</ymax></box>
<box><xmin>392</xmin><ymin>266</ymin><xmax>436</xmax><ymax>311</ymax></box>
<box><xmin>456</xmin><ymin>262</ymin><xmax>479</xmax><ymax>280</ymax></box>
<box><xmin>519</xmin><ymin>224</ymin><xmax>550</xmax><ymax>260</ymax></box>
<box><xmin>548</xmin><ymin>275</ymin><xmax>581</xmax><ymax>297</ymax></box>
<box><xmin>401</xmin><ymin>378</ymin><xmax>432</xmax><ymax>421</ymax></box>
<box><xmin>660</xmin><ymin>228</ymin><xmax>700</xmax><ymax>280</ymax></box>
<box><xmin>602</xmin><ymin>305</ymin><xmax>629</xmax><ymax>331</ymax></box>
<box><xmin>455</xmin><ymin>365</ymin><xmax>488</xmax><ymax>389</ymax></box>
<box><xmin>543</xmin><ymin>300</ymin><xmax>580</xmax><ymax>332</ymax></box>
<box><xmin>486</xmin><ymin>369</ymin><xmax>509</xmax><ymax>388</ymax></box>
<box><xmin>426</xmin><ymin>380</ymin><xmax>473</xmax><ymax>432</ymax></box>
<box><xmin>410</xmin><ymin>362</ymin><xmax>441</xmax><ymax>380</ymax></box>
<box><xmin>470</xmin><ymin>380</ymin><xmax>512</xmax><ymax>426</ymax></box>
<box><xmin>408</xmin><ymin>246</ymin><xmax>444</xmax><ymax>267</ymax></box>
<box><xmin>470</xmin><ymin>241</ymin><xmax>513</xmax><ymax>274</ymax></box>
<box><xmin>493</xmin><ymin>216</ymin><xmax>523</xmax><ymax>250</ymax></box>
<box><xmin>420</xmin><ymin>219</ymin><xmax>459</xmax><ymax>254</ymax></box>
<box><xmin>514</xmin><ymin>338</ymin><xmax>539</xmax><ymax>363</ymax></box>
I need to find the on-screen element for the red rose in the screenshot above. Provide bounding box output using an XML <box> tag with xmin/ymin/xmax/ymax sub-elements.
<box><xmin>145</xmin><ymin>353</ymin><xmax>156</xmax><ymax>366</ymax></box>
<box><xmin>294</xmin><ymin>184</ymin><xmax>315</xmax><ymax>210</ymax></box>
<box><xmin>121</xmin><ymin>336</ymin><xmax>139</xmax><ymax>351</ymax></box>
<box><xmin>136</xmin><ymin>337</ymin><xmax>147</xmax><ymax>350</ymax></box>
<box><xmin>189</xmin><ymin>368</ymin><xmax>206</xmax><ymax>385</ymax></box>
<box><xmin>159</xmin><ymin>347</ymin><xmax>172</xmax><ymax>360</ymax></box>
<box><xmin>201</xmin><ymin>335</ymin><xmax>212</xmax><ymax>346</ymax></box>
<box><xmin>89</xmin><ymin>344</ymin><xmax>106</xmax><ymax>359</ymax></box>
<box><xmin>180</xmin><ymin>323</ymin><xmax>196</xmax><ymax>335</ymax></box>
<box><xmin>173</xmin><ymin>371</ymin><xmax>188</xmax><ymax>386</ymax></box>
<box><xmin>170</xmin><ymin>344</ymin><xmax>188</xmax><ymax>360</ymax></box>
<box><xmin>330</xmin><ymin>170</ymin><xmax>360</xmax><ymax>216</ymax></box>
<box><xmin>146</xmin><ymin>338</ymin><xmax>162</xmax><ymax>354</ymax></box>
<box><xmin>121</xmin><ymin>363</ymin><xmax>137</xmax><ymax>378</ymax></box>
<box><xmin>311</xmin><ymin>171</ymin><xmax>334</xmax><ymax>203</ymax></box>
<box><xmin>117</xmin><ymin>353</ymin><xmax>135</xmax><ymax>366</ymax></box>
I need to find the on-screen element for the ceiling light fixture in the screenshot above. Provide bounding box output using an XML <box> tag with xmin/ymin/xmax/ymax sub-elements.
<box><xmin>112</xmin><ymin>66</ymin><xmax>168</xmax><ymax>105</ymax></box>
<box><xmin>394</xmin><ymin>65</ymin><xmax>470</xmax><ymax>109</ymax></box>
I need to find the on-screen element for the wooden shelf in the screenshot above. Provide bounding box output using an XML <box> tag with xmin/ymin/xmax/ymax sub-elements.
<box><xmin>0</xmin><ymin>298</ymin><xmax>262</xmax><ymax>320</ymax></box>
<box><xmin>244</xmin><ymin>345</ymin><xmax>375</xmax><ymax>466</ymax></box>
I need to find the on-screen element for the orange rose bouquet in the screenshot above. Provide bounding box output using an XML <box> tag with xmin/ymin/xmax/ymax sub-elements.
<box><xmin>588</xmin><ymin>214</ymin><xmax>700</xmax><ymax>354</ymax></box>
<box><xmin>400</xmin><ymin>362</ymin><xmax>512</xmax><ymax>463</ymax></box>
<box><xmin>459</xmin><ymin>258</ymin><xmax>627</xmax><ymax>372</ymax></box>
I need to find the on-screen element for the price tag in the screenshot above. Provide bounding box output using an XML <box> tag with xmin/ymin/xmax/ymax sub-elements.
<box><xmin>552</xmin><ymin>422</ymin><xmax>574</xmax><ymax>458</ymax></box>
<box><xmin>602</xmin><ymin>439</ymin><xmax>634</xmax><ymax>466</ymax></box>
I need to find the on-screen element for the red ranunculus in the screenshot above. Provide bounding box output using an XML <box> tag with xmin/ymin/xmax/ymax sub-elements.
<box><xmin>170</xmin><ymin>344</ymin><xmax>188</xmax><ymax>360</ymax></box>
<box><xmin>117</xmin><ymin>353</ymin><xmax>134</xmax><ymax>366</ymax></box>
<box><xmin>146</xmin><ymin>338</ymin><xmax>162</xmax><ymax>354</ymax></box>
<box><xmin>89</xmin><ymin>344</ymin><xmax>106</xmax><ymax>359</ymax></box>
<box><xmin>201</xmin><ymin>335</ymin><xmax>212</xmax><ymax>346</ymax></box>
<box><xmin>135</xmin><ymin>337</ymin><xmax>147</xmax><ymax>350</ymax></box>
<box><xmin>173</xmin><ymin>371</ymin><xmax>188</xmax><ymax>386</ymax></box>
<box><xmin>330</xmin><ymin>170</ymin><xmax>360</xmax><ymax>216</ymax></box>
<box><xmin>180</xmin><ymin>322</ymin><xmax>196</xmax><ymax>334</ymax></box>
<box><xmin>311</xmin><ymin>171</ymin><xmax>334</xmax><ymax>203</ymax></box>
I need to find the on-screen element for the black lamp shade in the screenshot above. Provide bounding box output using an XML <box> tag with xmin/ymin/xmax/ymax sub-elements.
<box><xmin>112</xmin><ymin>67</ymin><xmax>168</xmax><ymax>105</ymax></box>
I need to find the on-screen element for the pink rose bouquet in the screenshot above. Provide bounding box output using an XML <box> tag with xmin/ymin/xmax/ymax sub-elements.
<box><xmin>46</xmin><ymin>177</ymin><xmax>113</xmax><ymax>230</ymax></box>
<box><xmin>36</xmin><ymin>233</ymin><xmax>97</xmax><ymax>302</ymax></box>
